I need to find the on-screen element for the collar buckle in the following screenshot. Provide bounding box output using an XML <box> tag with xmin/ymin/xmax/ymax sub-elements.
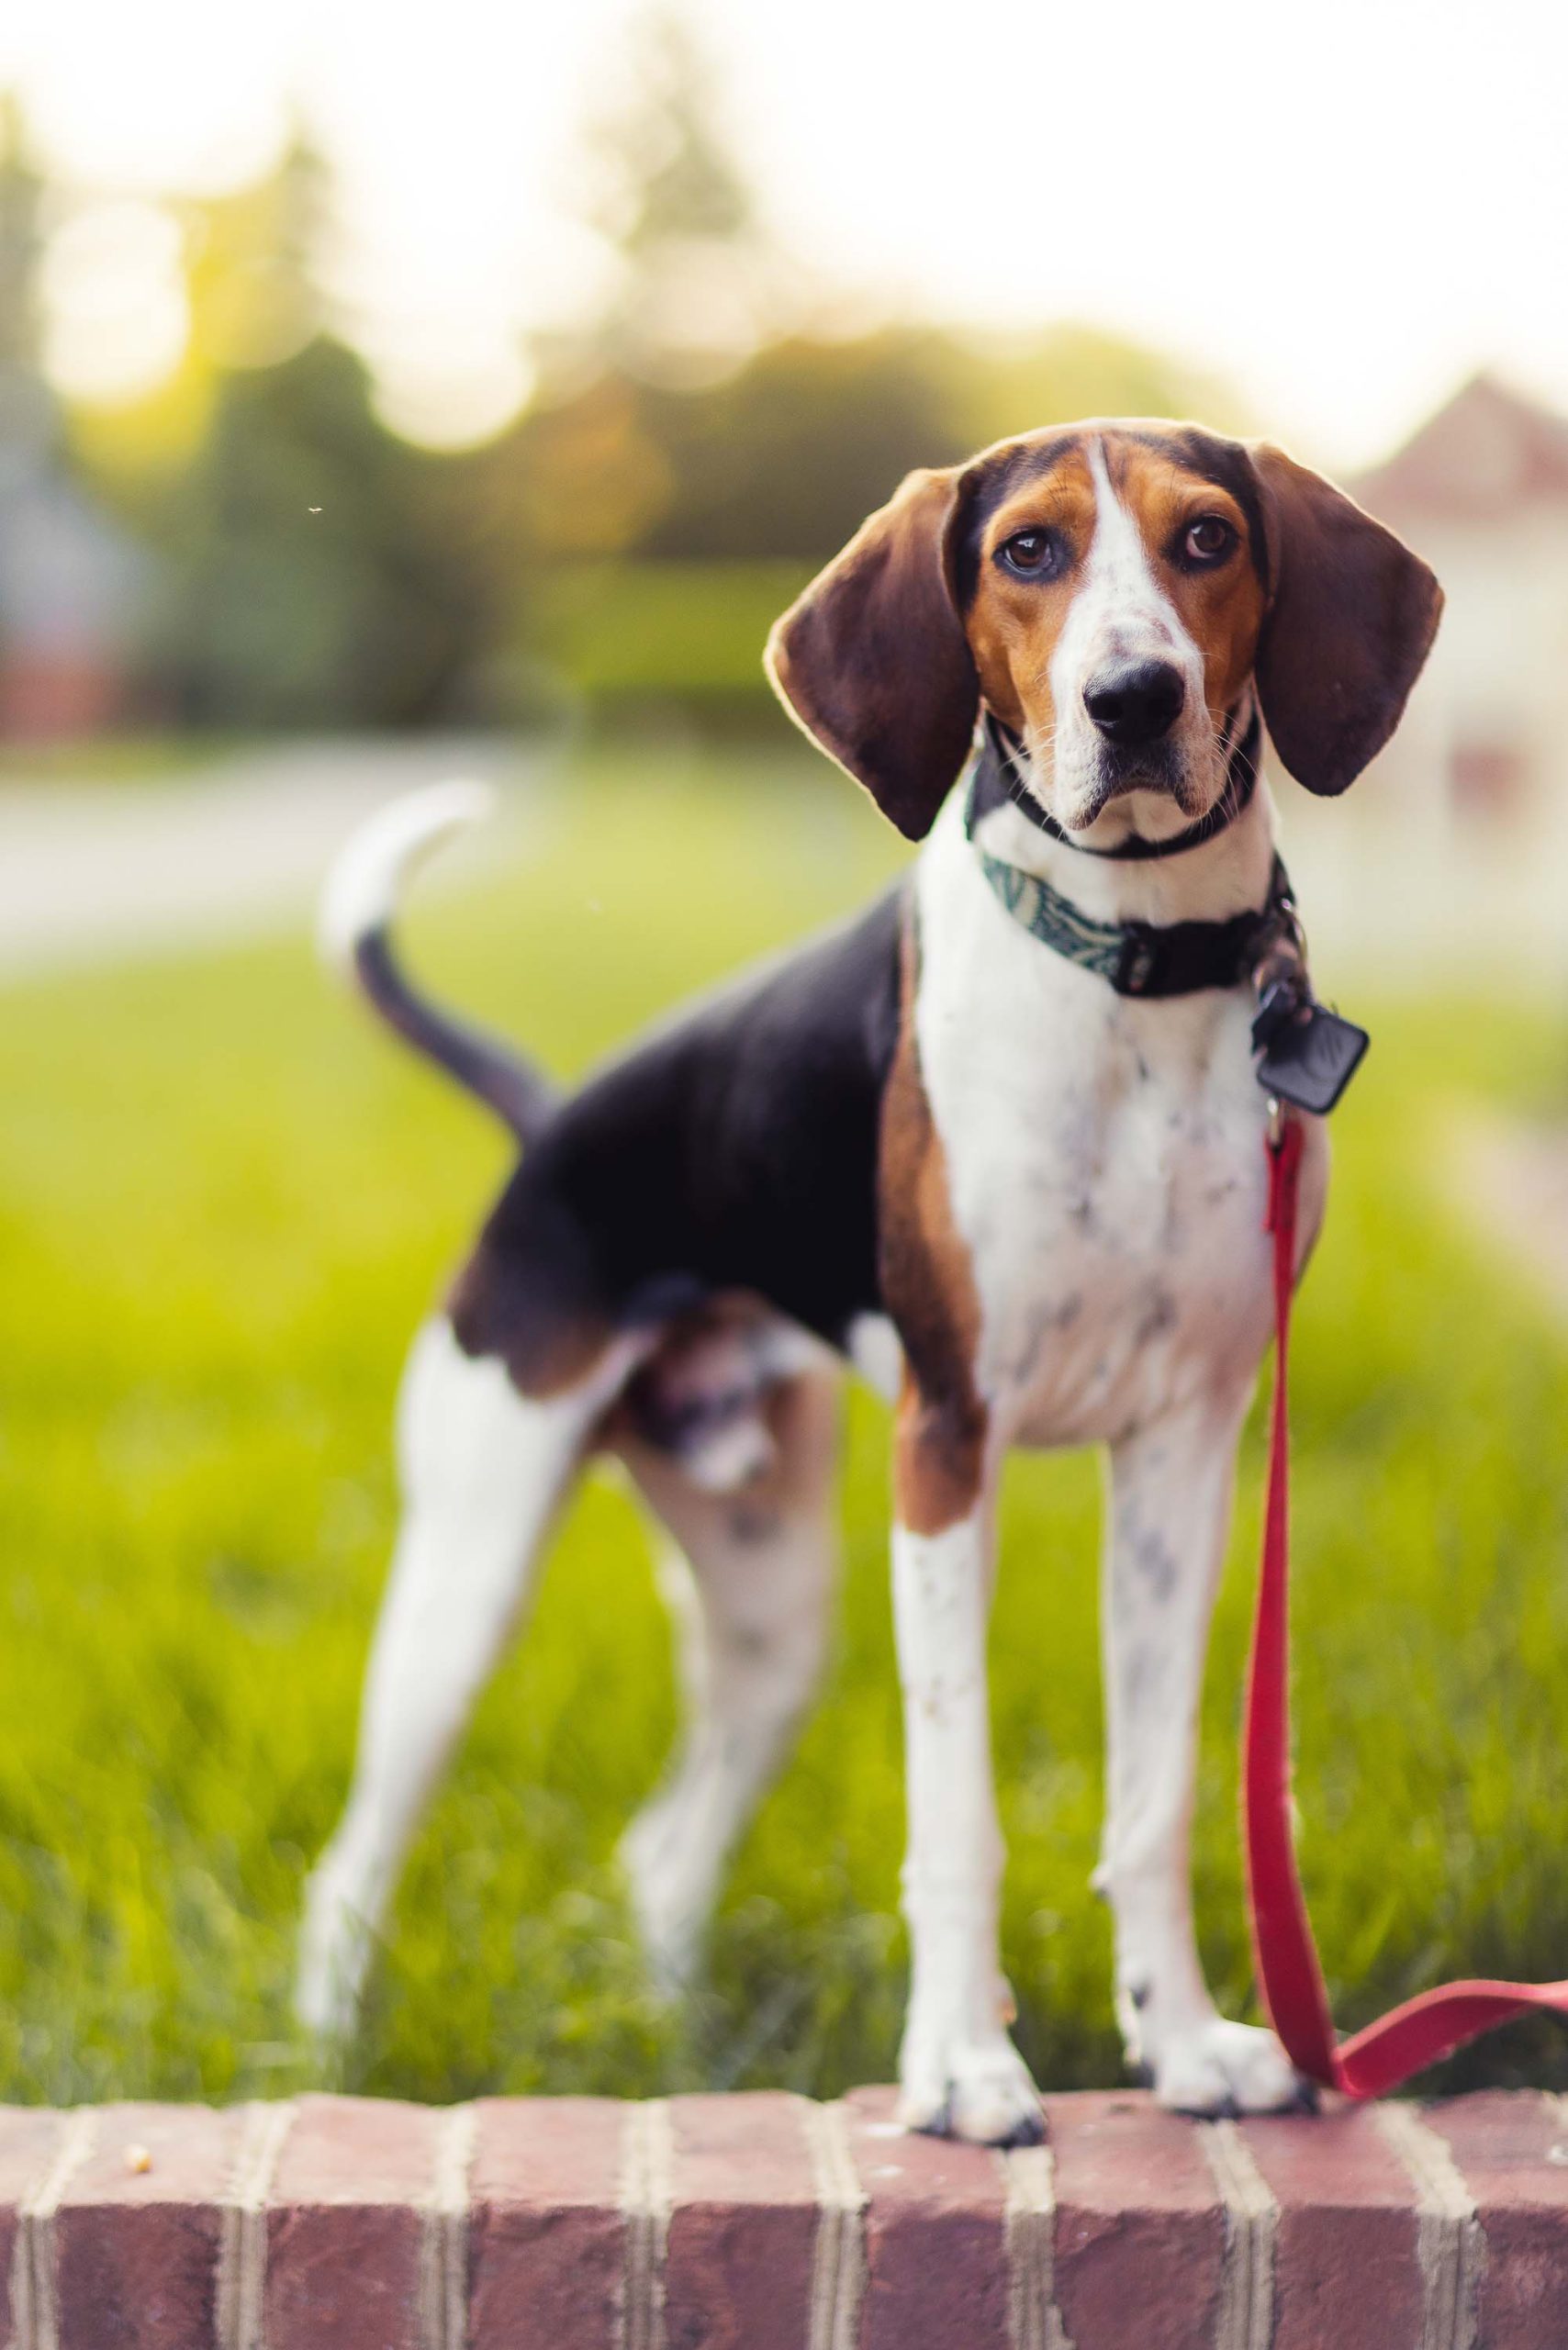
<box><xmin>1115</xmin><ymin>926</ymin><xmax>1159</xmax><ymax>996</ymax></box>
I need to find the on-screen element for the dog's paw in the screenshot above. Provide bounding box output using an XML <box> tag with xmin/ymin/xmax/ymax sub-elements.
<box><xmin>1151</xmin><ymin>2016</ymin><xmax>1312</xmax><ymax>2116</ymax></box>
<box><xmin>899</xmin><ymin>2030</ymin><xmax>1044</xmax><ymax>2147</ymax></box>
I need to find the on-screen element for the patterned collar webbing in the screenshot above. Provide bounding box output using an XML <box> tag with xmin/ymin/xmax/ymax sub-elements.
<box><xmin>964</xmin><ymin>755</ymin><xmax>1294</xmax><ymax>1001</ymax></box>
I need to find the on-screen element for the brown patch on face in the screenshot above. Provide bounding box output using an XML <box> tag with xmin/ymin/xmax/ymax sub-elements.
<box><xmin>960</xmin><ymin>442</ymin><xmax>1099</xmax><ymax>736</ymax></box>
<box><xmin>878</xmin><ymin>910</ymin><xmax>987</xmax><ymax>1535</ymax></box>
<box><xmin>1103</xmin><ymin>436</ymin><xmax>1267</xmax><ymax>722</ymax></box>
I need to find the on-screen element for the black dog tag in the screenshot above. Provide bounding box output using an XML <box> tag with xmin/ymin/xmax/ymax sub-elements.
<box><xmin>1252</xmin><ymin>982</ymin><xmax>1369</xmax><ymax>1114</ymax></box>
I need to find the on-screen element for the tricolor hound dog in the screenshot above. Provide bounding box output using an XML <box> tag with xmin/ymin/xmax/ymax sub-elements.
<box><xmin>297</xmin><ymin>420</ymin><xmax>1440</xmax><ymax>2144</ymax></box>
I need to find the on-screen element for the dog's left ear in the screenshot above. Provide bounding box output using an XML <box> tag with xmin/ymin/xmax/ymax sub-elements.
<box><xmin>765</xmin><ymin>466</ymin><xmax>979</xmax><ymax>841</ymax></box>
<box><xmin>1249</xmin><ymin>442</ymin><xmax>1444</xmax><ymax>797</ymax></box>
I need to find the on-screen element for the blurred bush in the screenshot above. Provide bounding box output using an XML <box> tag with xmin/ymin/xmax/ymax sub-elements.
<box><xmin>149</xmin><ymin>342</ymin><xmax>495</xmax><ymax>730</ymax></box>
<box><xmin>533</xmin><ymin>560</ymin><xmax>810</xmax><ymax>704</ymax></box>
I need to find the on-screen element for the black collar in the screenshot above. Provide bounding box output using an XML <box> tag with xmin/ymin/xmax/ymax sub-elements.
<box><xmin>962</xmin><ymin>705</ymin><xmax>1296</xmax><ymax>1000</ymax></box>
<box><xmin>965</xmin><ymin>820</ymin><xmax>1296</xmax><ymax>998</ymax></box>
<box><xmin>970</xmin><ymin>703</ymin><xmax>1262</xmax><ymax>861</ymax></box>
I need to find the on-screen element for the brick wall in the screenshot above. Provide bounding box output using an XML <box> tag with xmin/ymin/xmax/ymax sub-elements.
<box><xmin>3</xmin><ymin>2087</ymin><xmax>1566</xmax><ymax>2348</ymax></box>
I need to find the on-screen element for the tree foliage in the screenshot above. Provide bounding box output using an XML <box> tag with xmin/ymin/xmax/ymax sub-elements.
<box><xmin>155</xmin><ymin>339</ymin><xmax>491</xmax><ymax>729</ymax></box>
<box><xmin>6</xmin><ymin>21</ymin><xmax>1248</xmax><ymax>731</ymax></box>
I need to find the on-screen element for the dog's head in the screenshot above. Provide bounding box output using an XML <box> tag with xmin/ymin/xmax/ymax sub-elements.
<box><xmin>766</xmin><ymin>421</ymin><xmax>1443</xmax><ymax>845</ymax></box>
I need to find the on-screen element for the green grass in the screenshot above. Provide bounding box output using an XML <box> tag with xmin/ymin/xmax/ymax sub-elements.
<box><xmin>3</xmin><ymin>738</ymin><xmax>1568</xmax><ymax>2109</ymax></box>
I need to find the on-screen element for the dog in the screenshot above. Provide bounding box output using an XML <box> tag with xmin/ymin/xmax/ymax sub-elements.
<box><xmin>297</xmin><ymin>419</ymin><xmax>1440</xmax><ymax>2145</ymax></box>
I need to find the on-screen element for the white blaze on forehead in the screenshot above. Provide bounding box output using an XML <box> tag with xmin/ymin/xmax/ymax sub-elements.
<box><xmin>1033</xmin><ymin>435</ymin><xmax>1212</xmax><ymax>834</ymax></box>
<box><xmin>1084</xmin><ymin>437</ymin><xmax>1184</xmax><ymax>642</ymax></box>
<box><xmin>1050</xmin><ymin>437</ymin><xmax>1194</xmax><ymax>690</ymax></box>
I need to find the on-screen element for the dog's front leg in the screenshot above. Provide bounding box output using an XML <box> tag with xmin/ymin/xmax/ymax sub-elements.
<box><xmin>1099</xmin><ymin>1401</ymin><xmax>1305</xmax><ymax>2113</ymax></box>
<box><xmin>891</xmin><ymin>1389</ymin><xmax>1042</xmax><ymax>2145</ymax></box>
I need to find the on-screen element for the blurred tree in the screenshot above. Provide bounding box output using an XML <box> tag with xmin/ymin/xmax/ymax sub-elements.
<box><xmin>184</xmin><ymin>136</ymin><xmax>325</xmax><ymax>377</ymax></box>
<box><xmin>60</xmin><ymin>129</ymin><xmax>503</xmax><ymax>729</ymax></box>
<box><xmin>476</xmin><ymin>9</ymin><xmax>1251</xmax><ymax>719</ymax></box>
<box><xmin>949</xmin><ymin>323</ymin><xmax>1249</xmax><ymax>457</ymax></box>
<box><xmin>505</xmin><ymin>10</ymin><xmax>1246</xmax><ymax>583</ymax></box>
<box><xmin>635</xmin><ymin>329</ymin><xmax>965</xmax><ymax>559</ymax></box>
<box><xmin>566</xmin><ymin>8</ymin><xmax>782</xmax><ymax>394</ymax></box>
<box><xmin>71</xmin><ymin>130</ymin><xmax>330</xmax><ymax>493</ymax></box>
<box><xmin>6</xmin><ymin>28</ymin><xmax>1252</xmax><ymax>733</ymax></box>
<box><xmin>510</xmin><ymin>375</ymin><xmax>676</xmax><ymax>560</ymax></box>
<box><xmin>156</xmin><ymin>337</ymin><xmax>489</xmax><ymax>729</ymax></box>
<box><xmin>0</xmin><ymin>102</ymin><xmax>155</xmax><ymax>737</ymax></box>
<box><xmin>509</xmin><ymin>319</ymin><xmax>1241</xmax><ymax>573</ymax></box>
<box><xmin>0</xmin><ymin>94</ymin><xmax>50</xmax><ymax>451</ymax></box>
<box><xmin>0</xmin><ymin>96</ymin><xmax>43</xmax><ymax>372</ymax></box>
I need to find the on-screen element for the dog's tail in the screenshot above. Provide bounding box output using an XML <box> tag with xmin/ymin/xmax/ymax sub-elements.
<box><xmin>319</xmin><ymin>779</ymin><xmax>556</xmax><ymax>1144</ymax></box>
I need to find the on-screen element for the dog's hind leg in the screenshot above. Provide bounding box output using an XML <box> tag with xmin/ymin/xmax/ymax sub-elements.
<box><xmin>296</xmin><ymin>1316</ymin><xmax>634</xmax><ymax>2039</ymax></box>
<box><xmin>614</xmin><ymin>1359</ymin><xmax>842</xmax><ymax>1985</ymax></box>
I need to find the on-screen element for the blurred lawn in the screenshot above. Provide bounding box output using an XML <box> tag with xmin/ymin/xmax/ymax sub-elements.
<box><xmin>3</xmin><ymin>740</ymin><xmax>1568</xmax><ymax>2109</ymax></box>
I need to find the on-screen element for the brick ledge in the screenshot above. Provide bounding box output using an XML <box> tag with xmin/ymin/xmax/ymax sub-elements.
<box><xmin>3</xmin><ymin>2086</ymin><xmax>1566</xmax><ymax>2347</ymax></box>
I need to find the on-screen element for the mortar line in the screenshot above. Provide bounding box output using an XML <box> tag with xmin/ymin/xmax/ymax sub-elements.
<box><xmin>215</xmin><ymin>2098</ymin><xmax>297</xmax><ymax>2350</ymax></box>
<box><xmin>1374</xmin><ymin>2103</ymin><xmax>1484</xmax><ymax>2350</ymax></box>
<box><xmin>1198</xmin><ymin>2118</ymin><xmax>1277</xmax><ymax>2350</ymax></box>
<box><xmin>800</xmin><ymin>2098</ymin><xmax>867</xmax><ymax>2350</ymax></box>
<box><xmin>999</xmin><ymin>2140</ymin><xmax>1074</xmax><ymax>2350</ymax></box>
<box><xmin>15</xmin><ymin>2108</ymin><xmax>96</xmax><ymax>2350</ymax></box>
<box><xmin>618</xmin><ymin>2100</ymin><xmax>672</xmax><ymax>2350</ymax></box>
<box><xmin>419</xmin><ymin>2103</ymin><xmax>476</xmax><ymax>2350</ymax></box>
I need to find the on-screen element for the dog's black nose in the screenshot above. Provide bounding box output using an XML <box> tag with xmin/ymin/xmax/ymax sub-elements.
<box><xmin>1083</xmin><ymin>659</ymin><xmax>1185</xmax><ymax>746</ymax></box>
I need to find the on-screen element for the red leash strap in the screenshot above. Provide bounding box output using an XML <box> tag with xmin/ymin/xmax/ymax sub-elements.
<box><xmin>1244</xmin><ymin>1115</ymin><xmax>1568</xmax><ymax>2098</ymax></box>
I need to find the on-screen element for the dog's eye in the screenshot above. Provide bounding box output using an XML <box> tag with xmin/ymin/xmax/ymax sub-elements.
<box><xmin>1183</xmin><ymin>515</ymin><xmax>1235</xmax><ymax>565</ymax></box>
<box><xmin>998</xmin><ymin>530</ymin><xmax>1058</xmax><ymax>578</ymax></box>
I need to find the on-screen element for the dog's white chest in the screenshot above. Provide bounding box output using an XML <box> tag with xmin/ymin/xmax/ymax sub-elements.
<box><xmin>914</xmin><ymin>814</ymin><xmax>1312</xmax><ymax>1448</ymax></box>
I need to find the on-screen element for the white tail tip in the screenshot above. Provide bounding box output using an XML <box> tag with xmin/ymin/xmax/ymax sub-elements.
<box><xmin>319</xmin><ymin>778</ymin><xmax>497</xmax><ymax>973</ymax></box>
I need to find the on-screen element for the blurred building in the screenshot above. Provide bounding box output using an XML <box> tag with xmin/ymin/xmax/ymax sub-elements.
<box><xmin>1353</xmin><ymin>374</ymin><xmax>1568</xmax><ymax>832</ymax></box>
<box><xmin>1278</xmin><ymin>375</ymin><xmax>1568</xmax><ymax>986</ymax></box>
<box><xmin>0</xmin><ymin>103</ymin><xmax>154</xmax><ymax>742</ymax></box>
<box><xmin>0</xmin><ymin>412</ymin><xmax>151</xmax><ymax>738</ymax></box>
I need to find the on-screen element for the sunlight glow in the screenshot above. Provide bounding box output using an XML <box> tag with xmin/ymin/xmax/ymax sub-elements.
<box><xmin>6</xmin><ymin>0</ymin><xmax>1567</xmax><ymax>461</ymax></box>
<box><xmin>369</xmin><ymin>341</ymin><xmax>536</xmax><ymax>452</ymax></box>
<box><xmin>39</xmin><ymin>198</ymin><xmax>190</xmax><ymax>406</ymax></box>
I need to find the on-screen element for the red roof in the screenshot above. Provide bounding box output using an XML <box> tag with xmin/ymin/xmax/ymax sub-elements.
<box><xmin>1355</xmin><ymin>373</ymin><xmax>1568</xmax><ymax>523</ymax></box>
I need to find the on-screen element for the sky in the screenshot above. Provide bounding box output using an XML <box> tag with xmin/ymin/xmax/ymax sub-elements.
<box><xmin>4</xmin><ymin>0</ymin><xmax>1566</xmax><ymax>465</ymax></box>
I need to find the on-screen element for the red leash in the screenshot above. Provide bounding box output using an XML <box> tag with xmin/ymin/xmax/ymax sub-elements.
<box><xmin>1244</xmin><ymin>1113</ymin><xmax>1568</xmax><ymax>2097</ymax></box>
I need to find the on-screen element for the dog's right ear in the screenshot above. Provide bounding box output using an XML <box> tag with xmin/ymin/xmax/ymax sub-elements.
<box><xmin>765</xmin><ymin>467</ymin><xmax>979</xmax><ymax>841</ymax></box>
